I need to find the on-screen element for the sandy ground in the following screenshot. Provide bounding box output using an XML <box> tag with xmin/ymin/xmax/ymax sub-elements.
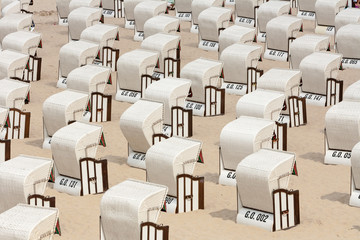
<box><xmin>10</xmin><ymin>0</ymin><xmax>360</xmax><ymax>239</ymax></box>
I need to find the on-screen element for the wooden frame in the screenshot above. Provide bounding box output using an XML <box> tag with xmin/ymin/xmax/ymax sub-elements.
<box><xmin>175</xmin><ymin>174</ymin><xmax>204</xmax><ymax>213</ymax></box>
<box><xmin>5</xmin><ymin>108</ymin><xmax>31</xmax><ymax>139</ymax></box>
<box><xmin>325</xmin><ymin>78</ymin><xmax>343</xmax><ymax>106</ymax></box>
<box><xmin>288</xmin><ymin>96</ymin><xmax>307</xmax><ymax>127</ymax></box>
<box><xmin>171</xmin><ymin>107</ymin><xmax>193</xmax><ymax>137</ymax></box>
<box><xmin>102</xmin><ymin>47</ymin><xmax>120</xmax><ymax>71</ymax></box>
<box><xmin>272</xmin><ymin>122</ymin><xmax>287</xmax><ymax>151</ymax></box>
<box><xmin>89</xmin><ymin>92</ymin><xmax>112</xmax><ymax>122</ymax></box>
<box><xmin>0</xmin><ymin>139</ymin><xmax>11</xmax><ymax>162</ymax></box>
<box><xmin>152</xmin><ymin>134</ymin><xmax>169</xmax><ymax>145</ymax></box>
<box><xmin>272</xmin><ymin>189</ymin><xmax>300</xmax><ymax>231</ymax></box>
<box><xmin>246</xmin><ymin>67</ymin><xmax>263</xmax><ymax>94</ymax></box>
<box><xmin>23</xmin><ymin>55</ymin><xmax>42</xmax><ymax>81</ymax></box>
<box><xmin>28</xmin><ymin>194</ymin><xmax>56</xmax><ymax>208</ymax></box>
<box><xmin>79</xmin><ymin>158</ymin><xmax>109</xmax><ymax>196</ymax></box>
<box><xmin>204</xmin><ymin>86</ymin><xmax>225</xmax><ymax>116</ymax></box>
<box><xmin>163</xmin><ymin>42</ymin><xmax>181</xmax><ymax>78</ymax></box>
<box><xmin>141</xmin><ymin>74</ymin><xmax>160</xmax><ymax>97</ymax></box>
<box><xmin>140</xmin><ymin>222</ymin><xmax>169</xmax><ymax>240</ymax></box>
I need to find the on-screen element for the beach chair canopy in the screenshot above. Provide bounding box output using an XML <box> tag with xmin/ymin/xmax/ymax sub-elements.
<box><xmin>266</xmin><ymin>15</ymin><xmax>302</xmax><ymax>52</ymax></box>
<box><xmin>69</xmin><ymin>0</ymin><xmax>101</xmax><ymax>12</ymax></box>
<box><xmin>143</xmin><ymin>15</ymin><xmax>180</xmax><ymax>39</ymax></box>
<box><xmin>43</xmin><ymin>90</ymin><xmax>89</xmax><ymax>137</ymax></box>
<box><xmin>120</xmin><ymin>100</ymin><xmax>163</xmax><ymax>153</ymax></box>
<box><xmin>335</xmin><ymin>8</ymin><xmax>360</xmax><ymax>31</ymax></box>
<box><xmin>141</xmin><ymin>33</ymin><xmax>180</xmax><ymax>73</ymax></box>
<box><xmin>67</xmin><ymin>64</ymin><xmax>111</xmax><ymax>93</ymax></box>
<box><xmin>1</xmin><ymin>0</ymin><xmax>20</xmax><ymax>17</ymax></box>
<box><xmin>315</xmin><ymin>0</ymin><xmax>347</xmax><ymax>26</ymax></box>
<box><xmin>0</xmin><ymin>13</ymin><xmax>32</xmax><ymax>43</ymax></box>
<box><xmin>0</xmin><ymin>204</ymin><xmax>59</xmax><ymax>240</ymax></box>
<box><xmin>59</xmin><ymin>40</ymin><xmax>99</xmax><ymax>77</ymax></box>
<box><xmin>124</xmin><ymin>0</ymin><xmax>161</xmax><ymax>21</ymax></box>
<box><xmin>300</xmin><ymin>52</ymin><xmax>342</xmax><ymax>95</ymax></box>
<box><xmin>51</xmin><ymin>122</ymin><xmax>102</xmax><ymax>179</ymax></box>
<box><xmin>117</xmin><ymin>49</ymin><xmax>159</xmax><ymax>92</ymax></box>
<box><xmin>218</xmin><ymin>25</ymin><xmax>256</xmax><ymax>55</ymax></box>
<box><xmin>235</xmin><ymin>0</ymin><xmax>262</xmax><ymax>19</ymax></box>
<box><xmin>134</xmin><ymin>1</ymin><xmax>167</xmax><ymax>32</ymax></box>
<box><xmin>68</xmin><ymin>7</ymin><xmax>102</xmax><ymax>40</ymax></box>
<box><xmin>144</xmin><ymin>77</ymin><xmax>191</xmax><ymax>125</ymax></box>
<box><xmin>56</xmin><ymin>0</ymin><xmax>71</xmax><ymax>18</ymax></box>
<box><xmin>0</xmin><ymin>155</ymin><xmax>53</xmax><ymax>213</ymax></box>
<box><xmin>352</xmin><ymin>142</ymin><xmax>360</xmax><ymax>189</ymax></box>
<box><xmin>180</xmin><ymin>58</ymin><xmax>223</xmax><ymax>103</ymax></box>
<box><xmin>257</xmin><ymin>68</ymin><xmax>301</xmax><ymax>98</ymax></box>
<box><xmin>0</xmin><ymin>50</ymin><xmax>29</xmax><ymax>80</ymax></box>
<box><xmin>146</xmin><ymin>137</ymin><xmax>201</xmax><ymax>196</ymax></box>
<box><xmin>220</xmin><ymin>43</ymin><xmax>262</xmax><ymax>84</ymax></box>
<box><xmin>325</xmin><ymin>101</ymin><xmax>360</xmax><ymax>151</ymax></box>
<box><xmin>289</xmin><ymin>34</ymin><xmax>330</xmax><ymax>69</ymax></box>
<box><xmin>344</xmin><ymin>80</ymin><xmax>360</xmax><ymax>102</ymax></box>
<box><xmin>80</xmin><ymin>23</ymin><xmax>119</xmax><ymax>49</ymax></box>
<box><xmin>236</xmin><ymin>89</ymin><xmax>285</xmax><ymax>120</ymax></box>
<box><xmin>236</xmin><ymin>149</ymin><xmax>295</xmax><ymax>213</ymax></box>
<box><xmin>191</xmin><ymin>0</ymin><xmax>223</xmax><ymax>25</ymax></box>
<box><xmin>220</xmin><ymin>116</ymin><xmax>274</xmax><ymax>170</ymax></box>
<box><xmin>102</xmin><ymin>0</ymin><xmax>116</xmax><ymax>9</ymax></box>
<box><xmin>257</xmin><ymin>1</ymin><xmax>290</xmax><ymax>33</ymax></box>
<box><xmin>100</xmin><ymin>179</ymin><xmax>167</xmax><ymax>240</ymax></box>
<box><xmin>336</xmin><ymin>23</ymin><xmax>360</xmax><ymax>59</ymax></box>
<box><xmin>0</xmin><ymin>78</ymin><xmax>30</xmax><ymax>109</ymax></box>
<box><xmin>2</xmin><ymin>31</ymin><xmax>42</xmax><ymax>56</ymax></box>
<box><xmin>198</xmin><ymin>7</ymin><xmax>231</xmax><ymax>42</ymax></box>
<box><xmin>298</xmin><ymin>0</ymin><xmax>316</xmax><ymax>12</ymax></box>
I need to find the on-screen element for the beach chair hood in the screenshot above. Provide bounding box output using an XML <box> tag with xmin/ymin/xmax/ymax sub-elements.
<box><xmin>218</xmin><ymin>25</ymin><xmax>256</xmax><ymax>55</ymax></box>
<box><xmin>336</xmin><ymin>23</ymin><xmax>360</xmax><ymax>59</ymax></box>
<box><xmin>198</xmin><ymin>7</ymin><xmax>231</xmax><ymax>42</ymax></box>
<box><xmin>0</xmin><ymin>78</ymin><xmax>30</xmax><ymax>109</ymax></box>
<box><xmin>144</xmin><ymin>15</ymin><xmax>180</xmax><ymax>38</ymax></box>
<box><xmin>2</xmin><ymin>31</ymin><xmax>42</xmax><ymax>56</ymax></box>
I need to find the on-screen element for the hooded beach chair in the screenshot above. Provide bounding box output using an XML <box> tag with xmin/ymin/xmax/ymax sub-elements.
<box><xmin>0</xmin><ymin>155</ymin><xmax>53</xmax><ymax>213</ymax></box>
<box><xmin>0</xmin><ymin>106</ymin><xmax>10</xmax><ymax>162</ymax></box>
<box><xmin>50</xmin><ymin>121</ymin><xmax>108</xmax><ymax>196</ymax></box>
<box><xmin>335</xmin><ymin>8</ymin><xmax>360</xmax><ymax>32</ymax></box>
<box><xmin>102</xmin><ymin>0</ymin><xmax>124</xmax><ymax>18</ymax></box>
<box><xmin>115</xmin><ymin>49</ymin><xmax>159</xmax><ymax>103</ymax></box>
<box><xmin>0</xmin><ymin>204</ymin><xmax>59</xmax><ymax>239</ymax></box>
<box><xmin>314</xmin><ymin>0</ymin><xmax>347</xmax><ymax>36</ymax></box>
<box><xmin>0</xmin><ymin>0</ymin><xmax>20</xmax><ymax>17</ymax></box>
<box><xmin>197</xmin><ymin>7</ymin><xmax>231</xmax><ymax>51</ymax></box>
<box><xmin>350</xmin><ymin>142</ymin><xmax>360</xmax><ymax>207</ymax></box>
<box><xmin>141</xmin><ymin>33</ymin><xmax>181</xmax><ymax>79</ymax></box>
<box><xmin>181</xmin><ymin>58</ymin><xmax>224</xmax><ymax>116</ymax></box>
<box><xmin>190</xmin><ymin>0</ymin><xmax>223</xmax><ymax>33</ymax></box>
<box><xmin>234</xmin><ymin>0</ymin><xmax>262</xmax><ymax>28</ymax></box>
<box><xmin>0</xmin><ymin>50</ymin><xmax>29</xmax><ymax>81</ymax></box>
<box><xmin>0</xmin><ymin>13</ymin><xmax>32</xmax><ymax>44</ymax></box>
<box><xmin>297</xmin><ymin>0</ymin><xmax>316</xmax><ymax>19</ymax></box>
<box><xmin>143</xmin><ymin>77</ymin><xmax>192</xmax><ymax>137</ymax></box>
<box><xmin>335</xmin><ymin>23</ymin><xmax>360</xmax><ymax>69</ymax></box>
<box><xmin>236</xmin><ymin>149</ymin><xmax>299</xmax><ymax>231</ymax></box>
<box><xmin>120</xmin><ymin>99</ymin><xmax>165</xmax><ymax>169</ymax></box>
<box><xmin>143</xmin><ymin>15</ymin><xmax>180</xmax><ymax>39</ymax></box>
<box><xmin>146</xmin><ymin>137</ymin><xmax>204</xmax><ymax>213</ymax></box>
<box><xmin>100</xmin><ymin>179</ymin><xmax>168</xmax><ymax>240</ymax></box>
<box><xmin>56</xmin><ymin>0</ymin><xmax>71</xmax><ymax>25</ymax></box>
<box><xmin>123</xmin><ymin>0</ymin><xmax>161</xmax><ymax>29</ymax></box>
<box><xmin>218</xmin><ymin>116</ymin><xmax>275</xmax><ymax>186</ymax></box>
<box><xmin>220</xmin><ymin>43</ymin><xmax>262</xmax><ymax>95</ymax></box>
<box><xmin>218</xmin><ymin>25</ymin><xmax>255</xmax><ymax>56</ymax></box>
<box><xmin>299</xmin><ymin>52</ymin><xmax>343</xmax><ymax>106</ymax></box>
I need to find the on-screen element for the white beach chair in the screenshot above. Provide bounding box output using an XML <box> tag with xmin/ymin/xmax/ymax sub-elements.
<box><xmin>0</xmin><ymin>106</ymin><xmax>10</xmax><ymax>162</ymax></box>
<box><xmin>236</xmin><ymin>149</ymin><xmax>299</xmax><ymax>231</ymax></box>
<box><xmin>218</xmin><ymin>25</ymin><xmax>255</xmax><ymax>55</ymax></box>
<box><xmin>50</xmin><ymin>121</ymin><xmax>108</xmax><ymax>196</ymax></box>
<box><xmin>220</xmin><ymin>43</ymin><xmax>262</xmax><ymax>95</ymax></box>
<box><xmin>1</xmin><ymin>0</ymin><xmax>20</xmax><ymax>17</ymax></box>
<box><xmin>0</xmin><ymin>155</ymin><xmax>53</xmax><ymax>213</ymax></box>
<box><xmin>299</xmin><ymin>52</ymin><xmax>343</xmax><ymax>106</ymax></box>
<box><xmin>190</xmin><ymin>0</ymin><xmax>223</xmax><ymax>33</ymax></box>
<box><xmin>174</xmin><ymin>0</ymin><xmax>192</xmax><ymax>20</ymax></box>
<box><xmin>181</xmin><ymin>58</ymin><xmax>224</xmax><ymax>116</ymax></box>
<box><xmin>123</xmin><ymin>0</ymin><xmax>162</xmax><ymax>29</ymax></box>
<box><xmin>234</xmin><ymin>0</ymin><xmax>263</xmax><ymax>28</ymax></box>
<box><xmin>0</xmin><ymin>13</ymin><xmax>32</xmax><ymax>44</ymax></box>
<box><xmin>343</xmin><ymin>80</ymin><xmax>360</xmax><ymax>102</ymax></box>
<box><xmin>143</xmin><ymin>15</ymin><xmax>180</xmax><ymax>38</ymax></box>
<box><xmin>0</xmin><ymin>50</ymin><xmax>29</xmax><ymax>80</ymax></box>
<box><xmin>197</xmin><ymin>7</ymin><xmax>231</xmax><ymax>51</ymax></box>
<box><xmin>350</xmin><ymin>142</ymin><xmax>360</xmax><ymax>207</ymax></box>
<box><xmin>335</xmin><ymin>23</ymin><xmax>360</xmax><ymax>69</ymax></box>
<box><xmin>100</xmin><ymin>179</ymin><xmax>168</xmax><ymax>240</ymax></box>
<box><xmin>146</xmin><ymin>137</ymin><xmax>204</xmax><ymax>213</ymax></box>
<box><xmin>297</xmin><ymin>0</ymin><xmax>316</xmax><ymax>20</ymax></box>
<box><xmin>120</xmin><ymin>99</ymin><xmax>164</xmax><ymax>169</ymax></box>
<box><xmin>141</xmin><ymin>33</ymin><xmax>181</xmax><ymax>79</ymax></box>
<box><xmin>56</xmin><ymin>0</ymin><xmax>71</xmax><ymax>25</ymax></box>
<box><xmin>115</xmin><ymin>49</ymin><xmax>159</xmax><ymax>103</ymax></box>
<box><xmin>218</xmin><ymin>116</ymin><xmax>275</xmax><ymax>186</ymax></box>
<box><xmin>69</xmin><ymin>0</ymin><xmax>101</xmax><ymax>13</ymax></box>
<box><xmin>335</xmin><ymin>8</ymin><xmax>360</xmax><ymax>31</ymax></box>
<box><xmin>144</xmin><ymin>77</ymin><xmax>192</xmax><ymax>137</ymax></box>
<box><xmin>314</xmin><ymin>0</ymin><xmax>347</xmax><ymax>36</ymax></box>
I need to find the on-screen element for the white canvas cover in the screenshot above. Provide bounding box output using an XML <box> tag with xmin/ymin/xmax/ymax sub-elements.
<box><xmin>69</xmin><ymin>0</ymin><xmax>101</xmax><ymax>12</ymax></box>
<box><xmin>144</xmin><ymin>77</ymin><xmax>191</xmax><ymax>125</ymax></box>
<box><xmin>66</xmin><ymin>64</ymin><xmax>111</xmax><ymax>93</ymax></box>
<box><xmin>290</xmin><ymin>34</ymin><xmax>330</xmax><ymax>69</ymax></box>
<box><xmin>257</xmin><ymin>1</ymin><xmax>290</xmax><ymax>33</ymax></box>
<box><xmin>141</xmin><ymin>33</ymin><xmax>180</xmax><ymax>73</ymax></box>
<box><xmin>220</xmin><ymin>116</ymin><xmax>274</xmax><ymax>170</ymax></box>
<box><xmin>352</xmin><ymin>142</ymin><xmax>360</xmax><ymax>189</ymax></box>
<box><xmin>198</xmin><ymin>7</ymin><xmax>231</xmax><ymax>42</ymax></box>
<box><xmin>0</xmin><ymin>78</ymin><xmax>30</xmax><ymax>109</ymax></box>
<box><xmin>325</xmin><ymin>101</ymin><xmax>360</xmax><ymax>150</ymax></box>
<box><xmin>191</xmin><ymin>0</ymin><xmax>223</xmax><ymax>25</ymax></box>
<box><xmin>300</xmin><ymin>52</ymin><xmax>342</xmax><ymax>95</ymax></box>
<box><xmin>68</xmin><ymin>7</ymin><xmax>102</xmax><ymax>40</ymax></box>
<box><xmin>235</xmin><ymin>0</ymin><xmax>263</xmax><ymax>19</ymax></box>
<box><xmin>43</xmin><ymin>90</ymin><xmax>89</xmax><ymax>137</ymax></box>
<box><xmin>144</xmin><ymin>15</ymin><xmax>180</xmax><ymax>39</ymax></box>
<box><xmin>146</xmin><ymin>137</ymin><xmax>201</xmax><ymax>196</ymax></box>
<box><xmin>80</xmin><ymin>24</ymin><xmax>118</xmax><ymax>50</ymax></box>
<box><xmin>117</xmin><ymin>49</ymin><xmax>159</xmax><ymax>92</ymax></box>
<box><xmin>100</xmin><ymin>179</ymin><xmax>167</xmax><ymax>240</ymax></box>
<box><xmin>344</xmin><ymin>80</ymin><xmax>360</xmax><ymax>102</ymax></box>
<box><xmin>335</xmin><ymin>8</ymin><xmax>360</xmax><ymax>31</ymax></box>
<box><xmin>266</xmin><ymin>15</ymin><xmax>302</xmax><ymax>52</ymax></box>
<box><xmin>134</xmin><ymin>1</ymin><xmax>167</xmax><ymax>32</ymax></box>
<box><xmin>124</xmin><ymin>0</ymin><xmax>161</xmax><ymax>21</ymax></box>
<box><xmin>176</xmin><ymin>0</ymin><xmax>192</xmax><ymax>12</ymax></box>
<box><xmin>0</xmin><ymin>50</ymin><xmax>29</xmax><ymax>80</ymax></box>
<box><xmin>236</xmin><ymin>89</ymin><xmax>285</xmax><ymax>120</ymax></box>
<box><xmin>51</xmin><ymin>122</ymin><xmax>102</xmax><ymax>179</ymax></box>
<box><xmin>180</xmin><ymin>58</ymin><xmax>223</xmax><ymax>103</ymax></box>
<box><xmin>0</xmin><ymin>204</ymin><xmax>59</xmax><ymax>240</ymax></box>
<box><xmin>315</xmin><ymin>0</ymin><xmax>347</xmax><ymax>26</ymax></box>
<box><xmin>59</xmin><ymin>40</ymin><xmax>99</xmax><ymax>77</ymax></box>
<box><xmin>298</xmin><ymin>0</ymin><xmax>316</xmax><ymax>12</ymax></box>
<box><xmin>336</xmin><ymin>23</ymin><xmax>360</xmax><ymax>59</ymax></box>
<box><xmin>1</xmin><ymin>0</ymin><xmax>20</xmax><ymax>17</ymax></box>
<box><xmin>0</xmin><ymin>13</ymin><xmax>32</xmax><ymax>43</ymax></box>
<box><xmin>2</xmin><ymin>31</ymin><xmax>42</xmax><ymax>56</ymax></box>
<box><xmin>220</xmin><ymin>43</ymin><xmax>262</xmax><ymax>84</ymax></box>
<box><xmin>0</xmin><ymin>155</ymin><xmax>53</xmax><ymax>213</ymax></box>
<box><xmin>56</xmin><ymin>0</ymin><xmax>71</xmax><ymax>18</ymax></box>
<box><xmin>236</xmin><ymin>149</ymin><xmax>294</xmax><ymax>213</ymax></box>
<box><xmin>102</xmin><ymin>0</ymin><xmax>116</xmax><ymax>9</ymax></box>
<box><xmin>218</xmin><ymin>25</ymin><xmax>256</xmax><ymax>55</ymax></box>
<box><xmin>257</xmin><ymin>68</ymin><xmax>301</xmax><ymax>99</ymax></box>
<box><xmin>120</xmin><ymin>100</ymin><xmax>163</xmax><ymax>153</ymax></box>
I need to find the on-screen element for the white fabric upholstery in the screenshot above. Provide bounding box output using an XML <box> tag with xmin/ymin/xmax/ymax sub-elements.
<box><xmin>80</xmin><ymin>24</ymin><xmax>118</xmax><ymax>49</ymax></box>
<box><xmin>257</xmin><ymin>1</ymin><xmax>290</xmax><ymax>33</ymax></box>
<box><xmin>175</xmin><ymin>0</ymin><xmax>192</xmax><ymax>12</ymax></box>
<box><xmin>0</xmin><ymin>107</ymin><xmax>8</xmax><ymax>133</ymax></box>
<box><xmin>198</xmin><ymin>7</ymin><xmax>231</xmax><ymax>42</ymax></box>
<box><xmin>2</xmin><ymin>31</ymin><xmax>42</xmax><ymax>56</ymax></box>
<box><xmin>235</xmin><ymin>0</ymin><xmax>263</xmax><ymax>18</ymax></box>
<box><xmin>336</xmin><ymin>23</ymin><xmax>360</xmax><ymax>59</ymax></box>
<box><xmin>69</xmin><ymin>0</ymin><xmax>101</xmax><ymax>12</ymax></box>
<box><xmin>315</xmin><ymin>0</ymin><xmax>347</xmax><ymax>26</ymax></box>
<box><xmin>344</xmin><ymin>80</ymin><xmax>360</xmax><ymax>102</ymax></box>
<box><xmin>335</xmin><ymin>8</ymin><xmax>360</xmax><ymax>31</ymax></box>
<box><xmin>0</xmin><ymin>78</ymin><xmax>30</xmax><ymax>109</ymax></box>
<box><xmin>218</xmin><ymin>25</ymin><xmax>256</xmax><ymax>55</ymax></box>
<box><xmin>191</xmin><ymin>0</ymin><xmax>223</xmax><ymax>25</ymax></box>
<box><xmin>0</xmin><ymin>50</ymin><xmax>29</xmax><ymax>80</ymax></box>
<box><xmin>134</xmin><ymin>1</ymin><xmax>167</xmax><ymax>32</ymax></box>
<box><xmin>352</xmin><ymin>142</ymin><xmax>360</xmax><ymax>189</ymax></box>
<box><xmin>298</xmin><ymin>0</ymin><xmax>316</xmax><ymax>11</ymax></box>
<box><xmin>1</xmin><ymin>1</ymin><xmax>20</xmax><ymax>17</ymax></box>
<box><xmin>144</xmin><ymin>15</ymin><xmax>180</xmax><ymax>39</ymax></box>
<box><xmin>0</xmin><ymin>13</ymin><xmax>32</xmax><ymax>43</ymax></box>
<box><xmin>56</xmin><ymin>0</ymin><xmax>71</xmax><ymax>18</ymax></box>
<box><xmin>68</xmin><ymin>7</ymin><xmax>102</xmax><ymax>40</ymax></box>
<box><xmin>124</xmin><ymin>0</ymin><xmax>161</xmax><ymax>21</ymax></box>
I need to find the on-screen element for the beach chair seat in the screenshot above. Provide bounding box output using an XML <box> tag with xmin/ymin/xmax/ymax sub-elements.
<box><xmin>315</xmin><ymin>0</ymin><xmax>347</xmax><ymax>35</ymax></box>
<box><xmin>191</xmin><ymin>0</ymin><xmax>223</xmax><ymax>33</ymax></box>
<box><xmin>0</xmin><ymin>50</ymin><xmax>29</xmax><ymax>80</ymax></box>
<box><xmin>0</xmin><ymin>13</ymin><xmax>32</xmax><ymax>44</ymax></box>
<box><xmin>335</xmin><ymin>8</ymin><xmax>360</xmax><ymax>31</ymax></box>
<box><xmin>144</xmin><ymin>15</ymin><xmax>180</xmax><ymax>39</ymax></box>
<box><xmin>336</xmin><ymin>23</ymin><xmax>360</xmax><ymax>67</ymax></box>
<box><xmin>218</xmin><ymin>25</ymin><xmax>255</xmax><ymax>55</ymax></box>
